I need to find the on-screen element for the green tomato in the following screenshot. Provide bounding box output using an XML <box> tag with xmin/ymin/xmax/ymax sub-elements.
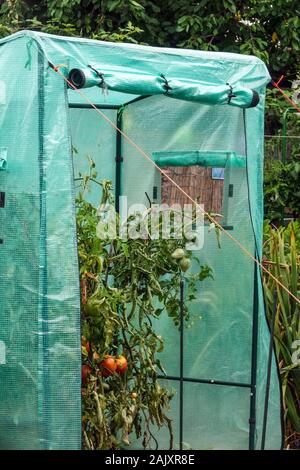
<box><xmin>179</xmin><ymin>257</ymin><xmax>191</xmax><ymax>272</ymax></box>
<box><xmin>171</xmin><ymin>248</ymin><xmax>186</xmax><ymax>260</ymax></box>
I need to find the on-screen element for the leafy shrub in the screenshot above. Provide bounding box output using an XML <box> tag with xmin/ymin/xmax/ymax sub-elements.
<box><xmin>264</xmin><ymin>158</ymin><xmax>300</xmax><ymax>222</ymax></box>
<box><xmin>263</xmin><ymin>221</ymin><xmax>300</xmax><ymax>449</ymax></box>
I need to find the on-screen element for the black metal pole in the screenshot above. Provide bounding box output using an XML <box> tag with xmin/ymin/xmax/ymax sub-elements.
<box><xmin>179</xmin><ymin>279</ymin><xmax>184</xmax><ymax>450</ymax></box>
<box><xmin>249</xmin><ymin>265</ymin><xmax>259</xmax><ymax>450</ymax></box>
<box><xmin>68</xmin><ymin>103</ymin><xmax>120</xmax><ymax>110</ymax></box>
<box><xmin>123</xmin><ymin>95</ymin><xmax>151</xmax><ymax>107</ymax></box>
<box><xmin>115</xmin><ymin>111</ymin><xmax>123</xmax><ymax>213</ymax></box>
<box><xmin>261</xmin><ymin>291</ymin><xmax>278</xmax><ymax>450</ymax></box>
<box><xmin>157</xmin><ymin>374</ymin><xmax>251</xmax><ymax>388</ymax></box>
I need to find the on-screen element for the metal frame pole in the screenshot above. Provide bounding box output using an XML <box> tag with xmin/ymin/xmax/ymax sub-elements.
<box><xmin>179</xmin><ymin>279</ymin><xmax>184</xmax><ymax>451</ymax></box>
<box><xmin>249</xmin><ymin>265</ymin><xmax>259</xmax><ymax>450</ymax></box>
<box><xmin>115</xmin><ymin>111</ymin><xmax>123</xmax><ymax>213</ymax></box>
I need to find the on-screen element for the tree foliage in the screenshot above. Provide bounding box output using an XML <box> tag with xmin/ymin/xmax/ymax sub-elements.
<box><xmin>1</xmin><ymin>0</ymin><xmax>300</xmax><ymax>79</ymax></box>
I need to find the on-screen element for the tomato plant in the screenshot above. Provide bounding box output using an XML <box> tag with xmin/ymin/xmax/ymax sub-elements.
<box><xmin>77</xmin><ymin>163</ymin><xmax>213</xmax><ymax>449</ymax></box>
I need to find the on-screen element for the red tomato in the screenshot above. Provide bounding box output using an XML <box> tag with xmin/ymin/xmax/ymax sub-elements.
<box><xmin>100</xmin><ymin>355</ymin><xmax>117</xmax><ymax>377</ymax></box>
<box><xmin>115</xmin><ymin>355</ymin><xmax>128</xmax><ymax>375</ymax></box>
<box><xmin>82</xmin><ymin>364</ymin><xmax>92</xmax><ymax>385</ymax></box>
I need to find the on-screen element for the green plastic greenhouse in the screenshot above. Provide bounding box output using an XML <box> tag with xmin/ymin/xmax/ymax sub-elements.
<box><xmin>0</xmin><ymin>30</ymin><xmax>283</xmax><ymax>450</ymax></box>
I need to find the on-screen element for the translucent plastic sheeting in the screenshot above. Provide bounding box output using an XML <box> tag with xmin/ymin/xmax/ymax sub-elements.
<box><xmin>181</xmin><ymin>382</ymin><xmax>250</xmax><ymax>450</ymax></box>
<box><xmin>122</xmin><ymin>96</ymin><xmax>246</xmax><ymax>209</ymax></box>
<box><xmin>120</xmin><ymin>96</ymin><xmax>282</xmax><ymax>449</ymax></box>
<box><xmin>69</xmin><ymin>108</ymin><xmax>117</xmax><ymax>207</ymax></box>
<box><xmin>0</xmin><ymin>35</ymin><xmax>81</xmax><ymax>449</ymax></box>
<box><xmin>0</xmin><ymin>31</ymin><xmax>271</xmax><ymax>107</ymax></box>
<box><xmin>145</xmin><ymin>381</ymin><xmax>251</xmax><ymax>450</ymax></box>
<box><xmin>0</xmin><ymin>30</ymin><xmax>282</xmax><ymax>450</ymax></box>
<box><xmin>153</xmin><ymin>150</ymin><xmax>246</xmax><ymax>168</ymax></box>
<box><xmin>67</xmin><ymin>66</ymin><xmax>259</xmax><ymax>108</ymax></box>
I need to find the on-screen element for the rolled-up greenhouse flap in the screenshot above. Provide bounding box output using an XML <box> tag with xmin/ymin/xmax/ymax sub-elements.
<box><xmin>68</xmin><ymin>66</ymin><xmax>260</xmax><ymax>109</ymax></box>
<box><xmin>153</xmin><ymin>151</ymin><xmax>246</xmax><ymax>168</ymax></box>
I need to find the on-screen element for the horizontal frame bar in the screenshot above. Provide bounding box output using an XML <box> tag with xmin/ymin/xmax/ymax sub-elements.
<box><xmin>123</xmin><ymin>95</ymin><xmax>151</xmax><ymax>106</ymax></box>
<box><xmin>202</xmin><ymin>224</ymin><xmax>234</xmax><ymax>231</ymax></box>
<box><xmin>158</xmin><ymin>374</ymin><xmax>251</xmax><ymax>388</ymax></box>
<box><xmin>68</xmin><ymin>103</ymin><xmax>120</xmax><ymax>110</ymax></box>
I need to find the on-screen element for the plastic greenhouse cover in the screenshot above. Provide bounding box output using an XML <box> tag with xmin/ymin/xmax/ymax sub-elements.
<box><xmin>0</xmin><ymin>30</ymin><xmax>271</xmax><ymax>107</ymax></box>
<box><xmin>117</xmin><ymin>95</ymin><xmax>283</xmax><ymax>450</ymax></box>
<box><xmin>153</xmin><ymin>150</ymin><xmax>246</xmax><ymax>168</ymax></box>
<box><xmin>0</xmin><ymin>30</ymin><xmax>282</xmax><ymax>450</ymax></box>
<box><xmin>67</xmin><ymin>65</ymin><xmax>259</xmax><ymax>108</ymax></box>
<box><xmin>0</xmin><ymin>32</ymin><xmax>81</xmax><ymax>450</ymax></box>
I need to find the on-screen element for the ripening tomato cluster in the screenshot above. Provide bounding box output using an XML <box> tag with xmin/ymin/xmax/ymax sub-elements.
<box><xmin>100</xmin><ymin>355</ymin><xmax>128</xmax><ymax>377</ymax></box>
<box><xmin>81</xmin><ymin>337</ymin><xmax>128</xmax><ymax>385</ymax></box>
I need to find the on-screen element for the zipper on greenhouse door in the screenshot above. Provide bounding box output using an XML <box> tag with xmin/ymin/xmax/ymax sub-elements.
<box><xmin>0</xmin><ymin>191</ymin><xmax>5</xmax><ymax>244</ymax></box>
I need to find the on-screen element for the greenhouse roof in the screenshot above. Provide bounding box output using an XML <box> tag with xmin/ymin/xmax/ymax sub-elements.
<box><xmin>0</xmin><ymin>30</ymin><xmax>271</xmax><ymax>107</ymax></box>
